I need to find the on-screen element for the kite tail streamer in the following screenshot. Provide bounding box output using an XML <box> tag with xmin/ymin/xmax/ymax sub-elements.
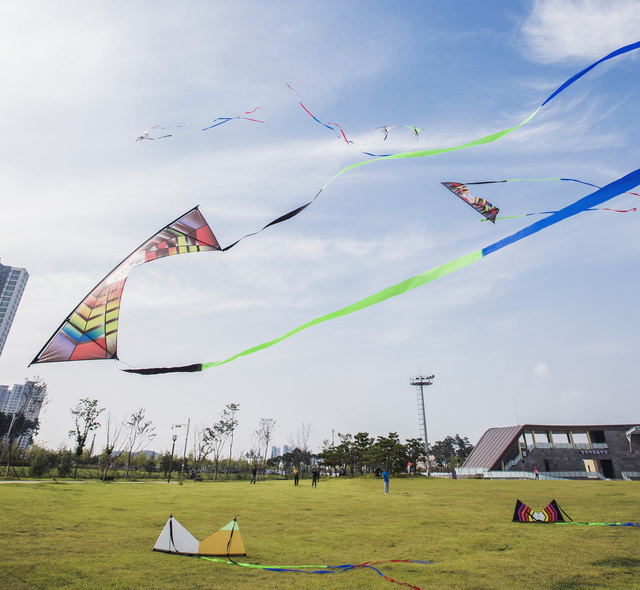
<box><xmin>122</xmin><ymin>167</ymin><xmax>640</xmax><ymax>375</ymax></box>
<box><xmin>200</xmin><ymin>556</ymin><xmax>431</xmax><ymax>588</ymax></box>
<box><xmin>466</xmin><ymin>177</ymin><xmax>640</xmax><ymax>221</ymax></box>
<box><xmin>136</xmin><ymin>108</ymin><xmax>270</xmax><ymax>141</ymax></box>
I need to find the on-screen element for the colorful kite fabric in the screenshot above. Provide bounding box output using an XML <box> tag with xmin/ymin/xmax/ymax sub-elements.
<box><xmin>30</xmin><ymin>207</ymin><xmax>220</xmax><ymax>366</ymax></box>
<box><xmin>513</xmin><ymin>499</ymin><xmax>564</xmax><ymax>522</ymax></box>
<box><xmin>512</xmin><ymin>500</ymin><xmax>640</xmax><ymax>527</ymax></box>
<box><xmin>136</xmin><ymin>108</ymin><xmax>270</xmax><ymax>141</ymax></box>
<box><xmin>441</xmin><ymin>182</ymin><xmax>499</xmax><ymax>222</ymax></box>
<box><xmin>122</xmin><ymin>166</ymin><xmax>640</xmax><ymax>374</ymax></box>
<box><xmin>201</xmin><ymin>556</ymin><xmax>432</xmax><ymax>590</ymax></box>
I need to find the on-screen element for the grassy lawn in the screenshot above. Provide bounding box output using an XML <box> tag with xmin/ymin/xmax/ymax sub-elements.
<box><xmin>0</xmin><ymin>476</ymin><xmax>638</xmax><ymax>589</ymax></box>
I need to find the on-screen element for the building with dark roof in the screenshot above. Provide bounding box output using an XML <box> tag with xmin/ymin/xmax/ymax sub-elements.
<box><xmin>461</xmin><ymin>424</ymin><xmax>640</xmax><ymax>480</ymax></box>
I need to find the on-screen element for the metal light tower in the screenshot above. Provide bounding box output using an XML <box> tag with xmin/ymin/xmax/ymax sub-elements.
<box><xmin>410</xmin><ymin>374</ymin><xmax>434</xmax><ymax>473</ymax></box>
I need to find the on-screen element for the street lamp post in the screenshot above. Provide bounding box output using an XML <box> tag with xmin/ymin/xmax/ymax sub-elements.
<box><xmin>167</xmin><ymin>434</ymin><xmax>177</xmax><ymax>483</ymax></box>
<box><xmin>176</xmin><ymin>419</ymin><xmax>190</xmax><ymax>485</ymax></box>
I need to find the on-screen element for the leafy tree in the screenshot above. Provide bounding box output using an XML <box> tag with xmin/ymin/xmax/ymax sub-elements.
<box><xmin>28</xmin><ymin>446</ymin><xmax>57</xmax><ymax>477</ymax></box>
<box><xmin>353</xmin><ymin>432</ymin><xmax>374</xmax><ymax>475</ymax></box>
<box><xmin>69</xmin><ymin>398</ymin><xmax>104</xmax><ymax>479</ymax></box>
<box><xmin>143</xmin><ymin>456</ymin><xmax>157</xmax><ymax>478</ymax></box>
<box><xmin>431</xmin><ymin>434</ymin><xmax>474</xmax><ymax>470</ymax></box>
<box><xmin>0</xmin><ymin>412</ymin><xmax>39</xmax><ymax>441</ymax></box>
<box><xmin>223</xmin><ymin>403</ymin><xmax>240</xmax><ymax>477</ymax></box>
<box><xmin>369</xmin><ymin>432</ymin><xmax>408</xmax><ymax>474</ymax></box>
<box><xmin>57</xmin><ymin>450</ymin><xmax>74</xmax><ymax>478</ymax></box>
<box><xmin>159</xmin><ymin>451</ymin><xmax>176</xmax><ymax>478</ymax></box>
<box><xmin>405</xmin><ymin>437</ymin><xmax>427</xmax><ymax>472</ymax></box>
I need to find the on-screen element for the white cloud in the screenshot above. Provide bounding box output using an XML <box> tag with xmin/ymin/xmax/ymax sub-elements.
<box><xmin>534</xmin><ymin>361</ymin><xmax>550</xmax><ymax>378</ymax></box>
<box><xmin>522</xmin><ymin>0</ymin><xmax>640</xmax><ymax>63</ymax></box>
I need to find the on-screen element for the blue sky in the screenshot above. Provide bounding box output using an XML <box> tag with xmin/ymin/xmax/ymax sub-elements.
<box><xmin>1</xmin><ymin>1</ymin><xmax>639</xmax><ymax>457</ymax></box>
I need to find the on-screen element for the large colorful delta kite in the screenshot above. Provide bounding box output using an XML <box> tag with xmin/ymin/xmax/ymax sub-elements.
<box><xmin>154</xmin><ymin>516</ymin><xmax>433</xmax><ymax>589</ymax></box>
<box><xmin>513</xmin><ymin>499</ymin><xmax>640</xmax><ymax>527</ymax></box>
<box><xmin>30</xmin><ymin>208</ymin><xmax>220</xmax><ymax>364</ymax></box>
<box><xmin>30</xmin><ymin>41</ymin><xmax>640</xmax><ymax>374</ymax></box>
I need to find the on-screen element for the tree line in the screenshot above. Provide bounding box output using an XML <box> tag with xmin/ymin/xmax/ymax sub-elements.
<box><xmin>2</xmin><ymin>383</ymin><xmax>473</xmax><ymax>480</ymax></box>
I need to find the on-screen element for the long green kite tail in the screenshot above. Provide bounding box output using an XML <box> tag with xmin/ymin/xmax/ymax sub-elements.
<box><xmin>123</xmin><ymin>167</ymin><xmax>640</xmax><ymax>375</ymax></box>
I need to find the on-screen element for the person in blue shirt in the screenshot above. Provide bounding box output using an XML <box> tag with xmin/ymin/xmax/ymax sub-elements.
<box><xmin>382</xmin><ymin>468</ymin><xmax>389</xmax><ymax>494</ymax></box>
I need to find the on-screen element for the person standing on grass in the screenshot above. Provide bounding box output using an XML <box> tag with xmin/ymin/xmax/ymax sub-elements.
<box><xmin>250</xmin><ymin>465</ymin><xmax>257</xmax><ymax>484</ymax></box>
<box><xmin>293</xmin><ymin>467</ymin><xmax>299</xmax><ymax>486</ymax></box>
<box><xmin>382</xmin><ymin>468</ymin><xmax>390</xmax><ymax>494</ymax></box>
<box><xmin>312</xmin><ymin>466</ymin><xmax>319</xmax><ymax>487</ymax></box>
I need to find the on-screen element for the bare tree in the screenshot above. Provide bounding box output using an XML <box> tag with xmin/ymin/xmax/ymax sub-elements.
<box><xmin>69</xmin><ymin>398</ymin><xmax>104</xmax><ymax>479</ymax></box>
<box><xmin>101</xmin><ymin>413</ymin><xmax>126</xmax><ymax>481</ymax></box>
<box><xmin>191</xmin><ymin>424</ymin><xmax>207</xmax><ymax>471</ymax></box>
<box><xmin>123</xmin><ymin>409</ymin><xmax>156</xmax><ymax>479</ymax></box>
<box><xmin>288</xmin><ymin>422</ymin><xmax>313</xmax><ymax>452</ymax></box>
<box><xmin>255</xmin><ymin>418</ymin><xmax>277</xmax><ymax>478</ymax></box>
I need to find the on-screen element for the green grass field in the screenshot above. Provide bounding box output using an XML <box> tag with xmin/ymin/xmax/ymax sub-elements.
<box><xmin>0</xmin><ymin>476</ymin><xmax>638</xmax><ymax>589</ymax></box>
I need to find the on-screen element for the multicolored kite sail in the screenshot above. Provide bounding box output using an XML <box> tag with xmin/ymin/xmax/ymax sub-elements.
<box><xmin>513</xmin><ymin>499</ymin><xmax>565</xmax><ymax>523</ymax></box>
<box><xmin>513</xmin><ymin>499</ymin><xmax>639</xmax><ymax>527</ymax></box>
<box><xmin>30</xmin><ymin>207</ymin><xmax>220</xmax><ymax>365</ymax></box>
<box><xmin>441</xmin><ymin>182</ymin><xmax>499</xmax><ymax>222</ymax></box>
<box><xmin>136</xmin><ymin>108</ymin><xmax>270</xmax><ymax>141</ymax></box>
<box><xmin>122</xmin><ymin>166</ymin><xmax>640</xmax><ymax>374</ymax></box>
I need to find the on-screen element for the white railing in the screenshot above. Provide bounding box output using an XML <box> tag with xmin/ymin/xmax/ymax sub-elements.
<box><xmin>621</xmin><ymin>471</ymin><xmax>640</xmax><ymax>481</ymax></box>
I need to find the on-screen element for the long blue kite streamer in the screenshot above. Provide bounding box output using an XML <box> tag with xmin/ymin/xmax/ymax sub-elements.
<box><xmin>124</xmin><ymin>167</ymin><xmax>640</xmax><ymax>374</ymax></box>
<box><xmin>219</xmin><ymin>41</ymin><xmax>640</xmax><ymax>252</ymax></box>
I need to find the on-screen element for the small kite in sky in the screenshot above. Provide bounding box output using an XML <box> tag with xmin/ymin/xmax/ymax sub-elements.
<box><xmin>30</xmin><ymin>207</ymin><xmax>220</xmax><ymax>365</ymax></box>
<box><xmin>462</xmin><ymin>177</ymin><xmax>639</xmax><ymax>221</ymax></box>
<box><xmin>375</xmin><ymin>125</ymin><xmax>422</xmax><ymax>142</ymax></box>
<box><xmin>441</xmin><ymin>182</ymin><xmax>499</xmax><ymax>222</ymax></box>
<box><xmin>136</xmin><ymin>108</ymin><xmax>270</xmax><ymax>141</ymax></box>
